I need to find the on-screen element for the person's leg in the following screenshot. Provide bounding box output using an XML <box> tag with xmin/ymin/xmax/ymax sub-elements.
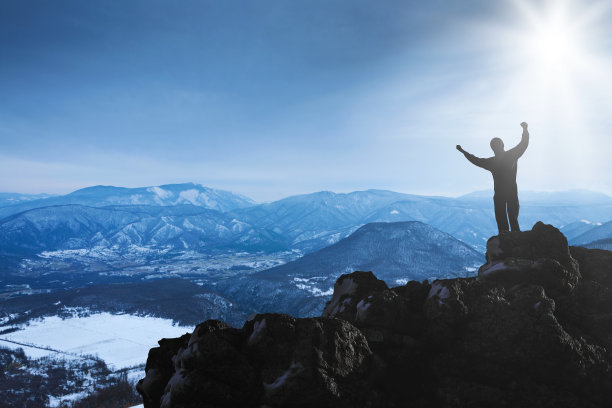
<box><xmin>508</xmin><ymin>194</ymin><xmax>520</xmax><ymax>232</ymax></box>
<box><xmin>494</xmin><ymin>194</ymin><xmax>509</xmax><ymax>234</ymax></box>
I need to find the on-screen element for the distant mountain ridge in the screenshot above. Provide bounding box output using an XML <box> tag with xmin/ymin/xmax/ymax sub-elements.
<box><xmin>0</xmin><ymin>204</ymin><xmax>286</xmax><ymax>255</ymax></box>
<box><xmin>0</xmin><ymin>192</ymin><xmax>55</xmax><ymax>208</ymax></box>
<box><xmin>0</xmin><ymin>183</ymin><xmax>255</xmax><ymax>219</ymax></box>
<box><xmin>1</xmin><ymin>184</ymin><xmax>612</xmax><ymax>255</ymax></box>
<box><xmin>571</xmin><ymin>219</ymin><xmax>612</xmax><ymax>246</ymax></box>
<box><xmin>460</xmin><ymin>189</ymin><xmax>612</xmax><ymax>204</ymax></box>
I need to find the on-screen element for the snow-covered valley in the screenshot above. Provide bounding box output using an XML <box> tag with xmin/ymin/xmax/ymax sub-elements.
<box><xmin>0</xmin><ymin>311</ymin><xmax>192</xmax><ymax>369</ymax></box>
<box><xmin>0</xmin><ymin>311</ymin><xmax>192</xmax><ymax>407</ymax></box>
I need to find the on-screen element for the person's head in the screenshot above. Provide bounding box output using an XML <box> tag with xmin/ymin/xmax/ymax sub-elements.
<box><xmin>490</xmin><ymin>137</ymin><xmax>504</xmax><ymax>155</ymax></box>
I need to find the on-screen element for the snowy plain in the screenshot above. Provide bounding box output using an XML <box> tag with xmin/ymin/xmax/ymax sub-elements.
<box><xmin>0</xmin><ymin>312</ymin><xmax>193</xmax><ymax>369</ymax></box>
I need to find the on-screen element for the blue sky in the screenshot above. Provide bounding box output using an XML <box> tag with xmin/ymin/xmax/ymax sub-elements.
<box><xmin>1</xmin><ymin>0</ymin><xmax>611</xmax><ymax>201</ymax></box>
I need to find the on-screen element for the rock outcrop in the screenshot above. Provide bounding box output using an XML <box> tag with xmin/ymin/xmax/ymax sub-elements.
<box><xmin>138</xmin><ymin>222</ymin><xmax>612</xmax><ymax>407</ymax></box>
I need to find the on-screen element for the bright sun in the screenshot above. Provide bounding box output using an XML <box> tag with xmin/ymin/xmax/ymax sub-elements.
<box><xmin>498</xmin><ymin>0</ymin><xmax>609</xmax><ymax>113</ymax></box>
<box><xmin>530</xmin><ymin>16</ymin><xmax>577</xmax><ymax>74</ymax></box>
<box><xmin>472</xmin><ymin>0</ymin><xmax>612</xmax><ymax>184</ymax></box>
<box><xmin>516</xmin><ymin>1</ymin><xmax>591</xmax><ymax>85</ymax></box>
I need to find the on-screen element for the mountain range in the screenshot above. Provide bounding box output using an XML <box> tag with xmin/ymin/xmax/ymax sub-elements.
<box><xmin>205</xmin><ymin>221</ymin><xmax>485</xmax><ymax>320</ymax></box>
<box><xmin>0</xmin><ymin>183</ymin><xmax>254</xmax><ymax>220</ymax></box>
<box><xmin>570</xmin><ymin>219</ymin><xmax>612</xmax><ymax>246</ymax></box>
<box><xmin>1</xmin><ymin>184</ymin><xmax>612</xmax><ymax>255</ymax></box>
<box><xmin>0</xmin><ymin>192</ymin><xmax>55</xmax><ymax>208</ymax></box>
<box><xmin>3</xmin><ymin>184</ymin><xmax>612</xmax><ymax>407</ymax></box>
<box><xmin>0</xmin><ymin>204</ymin><xmax>285</xmax><ymax>255</ymax></box>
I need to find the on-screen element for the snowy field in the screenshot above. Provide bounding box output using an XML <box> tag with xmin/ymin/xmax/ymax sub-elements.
<box><xmin>0</xmin><ymin>312</ymin><xmax>193</xmax><ymax>369</ymax></box>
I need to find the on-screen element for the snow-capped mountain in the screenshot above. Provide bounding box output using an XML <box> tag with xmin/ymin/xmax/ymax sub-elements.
<box><xmin>0</xmin><ymin>204</ymin><xmax>286</xmax><ymax>254</ymax></box>
<box><xmin>233</xmin><ymin>189</ymin><xmax>612</xmax><ymax>252</ymax></box>
<box><xmin>0</xmin><ymin>183</ymin><xmax>255</xmax><ymax>219</ymax></box>
<box><xmin>230</xmin><ymin>190</ymin><xmax>419</xmax><ymax>251</ymax></box>
<box><xmin>571</xmin><ymin>219</ymin><xmax>612</xmax><ymax>246</ymax></box>
<box><xmin>0</xmin><ymin>192</ymin><xmax>55</xmax><ymax>208</ymax></box>
<box><xmin>560</xmin><ymin>220</ymin><xmax>603</xmax><ymax>241</ymax></box>
<box><xmin>1</xmin><ymin>186</ymin><xmax>611</xmax><ymax>256</ymax></box>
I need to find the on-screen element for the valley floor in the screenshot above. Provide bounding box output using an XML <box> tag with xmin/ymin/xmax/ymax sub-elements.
<box><xmin>0</xmin><ymin>311</ymin><xmax>192</xmax><ymax>407</ymax></box>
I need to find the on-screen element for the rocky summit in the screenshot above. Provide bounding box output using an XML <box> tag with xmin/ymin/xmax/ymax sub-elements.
<box><xmin>137</xmin><ymin>222</ymin><xmax>612</xmax><ymax>407</ymax></box>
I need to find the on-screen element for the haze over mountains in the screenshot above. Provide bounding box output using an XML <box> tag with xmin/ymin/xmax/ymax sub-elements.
<box><xmin>1</xmin><ymin>183</ymin><xmax>612</xmax><ymax>256</ymax></box>
<box><xmin>0</xmin><ymin>192</ymin><xmax>55</xmax><ymax>208</ymax></box>
<box><xmin>0</xmin><ymin>183</ymin><xmax>254</xmax><ymax>218</ymax></box>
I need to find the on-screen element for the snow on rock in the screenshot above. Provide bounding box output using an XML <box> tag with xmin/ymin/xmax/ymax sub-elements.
<box><xmin>355</xmin><ymin>299</ymin><xmax>371</xmax><ymax>322</ymax></box>
<box><xmin>478</xmin><ymin>261</ymin><xmax>509</xmax><ymax>277</ymax></box>
<box><xmin>147</xmin><ymin>186</ymin><xmax>173</xmax><ymax>200</ymax></box>
<box><xmin>248</xmin><ymin>318</ymin><xmax>267</xmax><ymax>346</ymax></box>
<box><xmin>178</xmin><ymin>189</ymin><xmax>201</xmax><ymax>205</ymax></box>
<box><xmin>321</xmin><ymin>278</ymin><xmax>358</xmax><ymax>316</ymax></box>
<box><xmin>427</xmin><ymin>282</ymin><xmax>450</xmax><ymax>300</ymax></box>
<box><xmin>322</xmin><ymin>271</ymin><xmax>389</xmax><ymax>318</ymax></box>
<box><xmin>264</xmin><ymin>362</ymin><xmax>304</xmax><ymax>393</ymax></box>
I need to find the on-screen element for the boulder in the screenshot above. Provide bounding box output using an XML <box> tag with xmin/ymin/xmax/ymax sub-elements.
<box><xmin>478</xmin><ymin>222</ymin><xmax>581</xmax><ymax>297</ymax></box>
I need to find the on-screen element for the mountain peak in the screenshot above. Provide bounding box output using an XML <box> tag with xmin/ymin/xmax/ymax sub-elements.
<box><xmin>255</xmin><ymin>220</ymin><xmax>483</xmax><ymax>286</ymax></box>
<box><xmin>12</xmin><ymin>183</ymin><xmax>257</xmax><ymax>213</ymax></box>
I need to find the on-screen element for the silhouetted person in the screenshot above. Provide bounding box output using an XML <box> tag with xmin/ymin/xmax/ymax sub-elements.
<box><xmin>457</xmin><ymin>122</ymin><xmax>529</xmax><ymax>234</ymax></box>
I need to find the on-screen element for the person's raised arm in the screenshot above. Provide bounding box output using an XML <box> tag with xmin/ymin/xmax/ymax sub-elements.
<box><xmin>456</xmin><ymin>144</ymin><xmax>490</xmax><ymax>170</ymax></box>
<box><xmin>508</xmin><ymin>122</ymin><xmax>529</xmax><ymax>159</ymax></box>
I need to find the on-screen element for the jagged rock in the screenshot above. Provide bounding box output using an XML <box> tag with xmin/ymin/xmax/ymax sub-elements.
<box><xmin>139</xmin><ymin>223</ymin><xmax>612</xmax><ymax>407</ymax></box>
<box><xmin>245</xmin><ymin>314</ymin><xmax>372</xmax><ymax>407</ymax></box>
<box><xmin>137</xmin><ymin>333</ymin><xmax>191</xmax><ymax>408</ymax></box>
<box><xmin>322</xmin><ymin>271</ymin><xmax>429</xmax><ymax>341</ymax></box>
<box><xmin>321</xmin><ymin>271</ymin><xmax>388</xmax><ymax>319</ymax></box>
<box><xmin>138</xmin><ymin>315</ymin><xmax>371</xmax><ymax>408</ymax></box>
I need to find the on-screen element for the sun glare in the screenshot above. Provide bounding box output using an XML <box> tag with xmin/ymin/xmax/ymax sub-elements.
<box><xmin>495</xmin><ymin>0</ymin><xmax>612</xmax><ymax>113</ymax></box>
<box><xmin>515</xmin><ymin>1</ymin><xmax>594</xmax><ymax>86</ymax></box>
<box><xmin>468</xmin><ymin>0</ymin><xmax>612</xmax><ymax>187</ymax></box>
<box><xmin>529</xmin><ymin>16</ymin><xmax>578</xmax><ymax>76</ymax></box>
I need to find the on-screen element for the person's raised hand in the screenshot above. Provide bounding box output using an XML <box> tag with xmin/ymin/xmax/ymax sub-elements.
<box><xmin>520</xmin><ymin>122</ymin><xmax>528</xmax><ymax>129</ymax></box>
<box><xmin>456</xmin><ymin>145</ymin><xmax>464</xmax><ymax>152</ymax></box>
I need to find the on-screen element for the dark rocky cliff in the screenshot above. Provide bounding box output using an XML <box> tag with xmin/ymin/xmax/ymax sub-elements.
<box><xmin>137</xmin><ymin>222</ymin><xmax>612</xmax><ymax>407</ymax></box>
